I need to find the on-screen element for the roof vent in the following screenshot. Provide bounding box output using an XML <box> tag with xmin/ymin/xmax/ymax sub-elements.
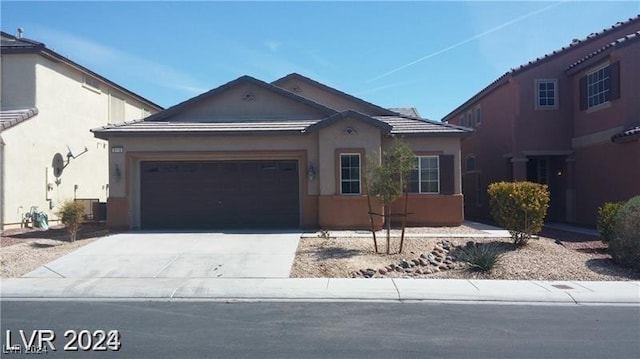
<box><xmin>17</xmin><ymin>27</ymin><xmax>23</xmax><ymax>39</ymax></box>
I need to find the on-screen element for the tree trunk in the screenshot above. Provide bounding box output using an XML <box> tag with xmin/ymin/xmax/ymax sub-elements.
<box><xmin>385</xmin><ymin>206</ymin><xmax>391</xmax><ymax>254</ymax></box>
<box><xmin>399</xmin><ymin>191</ymin><xmax>409</xmax><ymax>253</ymax></box>
<box><xmin>364</xmin><ymin>177</ymin><xmax>378</xmax><ymax>253</ymax></box>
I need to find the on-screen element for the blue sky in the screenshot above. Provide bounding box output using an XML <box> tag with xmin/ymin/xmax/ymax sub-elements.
<box><xmin>2</xmin><ymin>1</ymin><xmax>638</xmax><ymax>120</ymax></box>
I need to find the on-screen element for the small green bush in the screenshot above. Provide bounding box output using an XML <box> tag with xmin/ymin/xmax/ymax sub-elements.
<box><xmin>487</xmin><ymin>181</ymin><xmax>550</xmax><ymax>246</ymax></box>
<box><xmin>458</xmin><ymin>242</ymin><xmax>505</xmax><ymax>272</ymax></box>
<box><xmin>609</xmin><ymin>196</ymin><xmax>640</xmax><ymax>269</ymax></box>
<box><xmin>597</xmin><ymin>201</ymin><xmax>625</xmax><ymax>242</ymax></box>
<box><xmin>57</xmin><ymin>200</ymin><xmax>85</xmax><ymax>242</ymax></box>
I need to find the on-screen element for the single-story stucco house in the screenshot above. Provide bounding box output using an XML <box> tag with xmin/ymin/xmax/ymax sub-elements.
<box><xmin>92</xmin><ymin>73</ymin><xmax>470</xmax><ymax>230</ymax></box>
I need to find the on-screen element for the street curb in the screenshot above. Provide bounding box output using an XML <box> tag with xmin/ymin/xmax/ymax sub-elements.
<box><xmin>1</xmin><ymin>278</ymin><xmax>638</xmax><ymax>305</ymax></box>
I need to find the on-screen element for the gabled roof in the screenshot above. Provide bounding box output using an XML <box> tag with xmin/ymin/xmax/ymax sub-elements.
<box><xmin>143</xmin><ymin>75</ymin><xmax>338</xmax><ymax>122</ymax></box>
<box><xmin>0</xmin><ymin>108</ymin><xmax>39</xmax><ymax>131</ymax></box>
<box><xmin>0</xmin><ymin>31</ymin><xmax>163</xmax><ymax>111</ymax></box>
<box><xmin>442</xmin><ymin>15</ymin><xmax>640</xmax><ymax>121</ymax></box>
<box><xmin>272</xmin><ymin>73</ymin><xmax>399</xmax><ymax>116</ymax></box>
<box><xmin>567</xmin><ymin>30</ymin><xmax>640</xmax><ymax>74</ymax></box>
<box><xmin>92</xmin><ymin>74</ymin><xmax>471</xmax><ymax>139</ymax></box>
<box><xmin>304</xmin><ymin>110</ymin><xmax>393</xmax><ymax>133</ymax></box>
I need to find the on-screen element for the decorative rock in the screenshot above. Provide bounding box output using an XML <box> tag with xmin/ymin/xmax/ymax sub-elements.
<box><xmin>420</xmin><ymin>253</ymin><xmax>428</xmax><ymax>259</ymax></box>
<box><xmin>423</xmin><ymin>267</ymin><xmax>433</xmax><ymax>274</ymax></box>
<box><xmin>414</xmin><ymin>269</ymin><xmax>423</xmax><ymax>275</ymax></box>
<box><xmin>395</xmin><ymin>266</ymin><xmax>404</xmax><ymax>272</ymax></box>
<box><xmin>438</xmin><ymin>264</ymin><xmax>448</xmax><ymax>271</ymax></box>
<box><xmin>444</xmin><ymin>260</ymin><xmax>453</xmax><ymax>265</ymax></box>
<box><xmin>419</xmin><ymin>258</ymin><xmax>429</xmax><ymax>266</ymax></box>
<box><xmin>379</xmin><ymin>268</ymin><xmax>387</xmax><ymax>275</ymax></box>
<box><xmin>428</xmin><ymin>258</ymin><xmax>440</xmax><ymax>266</ymax></box>
<box><xmin>411</xmin><ymin>259</ymin><xmax>420</xmax><ymax>266</ymax></box>
<box><xmin>432</xmin><ymin>266</ymin><xmax>440</xmax><ymax>272</ymax></box>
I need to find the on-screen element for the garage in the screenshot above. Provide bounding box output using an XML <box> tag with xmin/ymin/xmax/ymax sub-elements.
<box><xmin>140</xmin><ymin>160</ymin><xmax>300</xmax><ymax>229</ymax></box>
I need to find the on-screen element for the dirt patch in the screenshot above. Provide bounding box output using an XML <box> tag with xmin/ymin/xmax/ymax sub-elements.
<box><xmin>290</xmin><ymin>229</ymin><xmax>640</xmax><ymax>281</ymax></box>
<box><xmin>1</xmin><ymin>223</ymin><xmax>113</xmax><ymax>278</ymax></box>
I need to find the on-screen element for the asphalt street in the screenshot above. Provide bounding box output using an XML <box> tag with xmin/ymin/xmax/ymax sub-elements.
<box><xmin>1</xmin><ymin>301</ymin><xmax>639</xmax><ymax>358</ymax></box>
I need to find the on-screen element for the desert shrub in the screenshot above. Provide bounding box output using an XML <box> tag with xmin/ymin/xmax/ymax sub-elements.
<box><xmin>57</xmin><ymin>200</ymin><xmax>85</xmax><ymax>242</ymax></box>
<box><xmin>458</xmin><ymin>242</ymin><xmax>505</xmax><ymax>272</ymax></box>
<box><xmin>609</xmin><ymin>196</ymin><xmax>640</xmax><ymax>269</ymax></box>
<box><xmin>487</xmin><ymin>181</ymin><xmax>550</xmax><ymax>246</ymax></box>
<box><xmin>597</xmin><ymin>201</ymin><xmax>625</xmax><ymax>242</ymax></box>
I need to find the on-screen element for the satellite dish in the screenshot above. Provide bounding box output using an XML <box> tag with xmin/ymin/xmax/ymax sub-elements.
<box><xmin>52</xmin><ymin>153</ymin><xmax>65</xmax><ymax>178</ymax></box>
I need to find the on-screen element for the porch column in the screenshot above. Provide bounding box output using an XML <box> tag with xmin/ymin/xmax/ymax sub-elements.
<box><xmin>510</xmin><ymin>157</ymin><xmax>528</xmax><ymax>181</ymax></box>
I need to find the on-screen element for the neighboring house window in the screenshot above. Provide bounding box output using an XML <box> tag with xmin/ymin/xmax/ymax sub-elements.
<box><xmin>535</xmin><ymin>79</ymin><xmax>558</xmax><ymax>109</ymax></box>
<box><xmin>83</xmin><ymin>76</ymin><xmax>100</xmax><ymax>91</ymax></box>
<box><xmin>580</xmin><ymin>63</ymin><xmax>620</xmax><ymax>110</ymax></box>
<box><xmin>142</xmin><ymin>108</ymin><xmax>150</xmax><ymax>118</ymax></box>
<box><xmin>109</xmin><ymin>95</ymin><xmax>125</xmax><ymax>123</ymax></box>
<box><xmin>458</xmin><ymin>115</ymin><xmax>464</xmax><ymax>126</ymax></box>
<box><xmin>409</xmin><ymin>156</ymin><xmax>440</xmax><ymax>194</ymax></box>
<box><xmin>475</xmin><ymin>106</ymin><xmax>482</xmax><ymax>126</ymax></box>
<box><xmin>340</xmin><ymin>154</ymin><xmax>361</xmax><ymax>195</ymax></box>
<box><xmin>465</xmin><ymin>155</ymin><xmax>477</xmax><ymax>172</ymax></box>
<box><xmin>466</xmin><ymin>111</ymin><xmax>473</xmax><ymax>128</ymax></box>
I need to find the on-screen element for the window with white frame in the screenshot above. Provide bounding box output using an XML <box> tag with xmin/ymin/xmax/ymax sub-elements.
<box><xmin>475</xmin><ymin>106</ymin><xmax>482</xmax><ymax>125</ymax></box>
<box><xmin>587</xmin><ymin>66</ymin><xmax>611</xmax><ymax>109</ymax></box>
<box><xmin>340</xmin><ymin>154</ymin><xmax>361</xmax><ymax>195</ymax></box>
<box><xmin>409</xmin><ymin>156</ymin><xmax>439</xmax><ymax>194</ymax></box>
<box><xmin>535</xmin><ymin>79</ymin><xmax>558</xmax><ymax>109</ymax></box>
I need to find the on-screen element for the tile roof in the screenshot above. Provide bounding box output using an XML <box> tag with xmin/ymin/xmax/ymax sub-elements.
<box><xmin>375</xmin><ymin>116</ymin><xmax>468</xmax><ymax>135</ymax></box>
<box><xmin>93</xmin><ymin>114</ymin><xmax>469</xmax><ymax>139</ymax></box>
<box><xmin>389</xmin><ymin>107</ymin><xmax>421</xmax><ymax>117</ymax></box>
<box><xmin>0</xmin><ymin>108</ymin><xmax>39</xmax><ymax>131</ymax></box>
<box><xmin>568</xmin><ymin>31</ymin><xmax>640</xmax><ymax>72</ymax></box>
<box><xmin>0</xmin><ymin>31</ymin><xmax>162</xmax><ymax>111</ymax></box>
<box><xmin>272</xmin><ymin>73</ymin><xmax>398</xmax><ymax>116</ymax></box>
<box><xmin>611</xmin><ymin>125</ymin><xmax>640</xmax><ymax>143</ymax></box>
<box><xmin>442</xmin><ymin>15</ymin><xmax>640</xmax><ymax>121</ymax></box>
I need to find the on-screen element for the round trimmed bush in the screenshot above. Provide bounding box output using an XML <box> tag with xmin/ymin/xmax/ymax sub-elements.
<box><xmin>609</xmin><ymin>196</ymin><xmax>640</xmax><ymax>269</ymax></box>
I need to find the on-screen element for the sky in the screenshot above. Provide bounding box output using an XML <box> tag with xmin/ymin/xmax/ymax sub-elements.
<box><xmin>2</xmin><ymin>1</ymin><xmax>639</xmax><ymax>120</ymax></box>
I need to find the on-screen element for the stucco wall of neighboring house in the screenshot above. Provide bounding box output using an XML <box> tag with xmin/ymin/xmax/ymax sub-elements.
<box><xmin>450</xmin><ymin>81</ymin><xmax>519</xmax><ymax>222</ymax></box>
<box><xmin>168</xmin><ymin>83</ymin><xmax>328</xmax><ymax>121</ymax></box>
<box><xmin>0</xmin><ymin>54</ymin><xmax>157</xmax><ymax>228</ymax></box>
<box><xmin>568</xmin><ymin>41</ymin><xmax>640</xmax><ymax>226</ymax></box>
<box><xmin>106</xmin><ymin>134</ymin><xmax>319</xmax><ymax>229</ymax></box>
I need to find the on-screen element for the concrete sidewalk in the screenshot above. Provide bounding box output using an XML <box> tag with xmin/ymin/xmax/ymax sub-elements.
<box><xmin>1</xmin><ymin>278</ymin><xmax>638</xmax><ymax>305</ymax></box>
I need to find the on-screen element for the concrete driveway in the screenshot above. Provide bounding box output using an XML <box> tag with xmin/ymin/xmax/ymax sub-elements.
<box><xmin>23</xmin><ymin>232</ymin><xmax>301</xmax><ymax>279</ymax></box>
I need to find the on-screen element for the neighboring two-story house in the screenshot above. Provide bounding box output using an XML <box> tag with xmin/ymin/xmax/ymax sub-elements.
<box><xmin>442</xmin><ymin>16</ymin><xmax>640</xmax><ymax>227</ymax></box>
<box><xmin>1</xmin><ymin>30</ymin><xmax>162</xmax><ymax>229</ymax></box>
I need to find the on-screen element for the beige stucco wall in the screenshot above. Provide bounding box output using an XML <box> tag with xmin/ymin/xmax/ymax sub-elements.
<box><xmin>275</xmin><ymin>78</ymin><xmax>376</xmax><ymax>114</ymax></box>
<box><xmin>167</xmin><ymin>82</ymin><xmax>327</xmax><ymax>121</ymax></box>
<box><xmin>317</xmin><ymin>118</ymin><xmax>382</xmax><ymax>195</ymax></box>
<box><xmin>0</xmin><ymin>54</ymin><xmax>157</xmax><ymax>227</ymax></box>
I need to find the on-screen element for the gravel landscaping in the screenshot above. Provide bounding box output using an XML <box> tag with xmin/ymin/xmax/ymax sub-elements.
<box><xmin>1</xmin><ymin>224</ymin><xmax>110</xmax><ymax>278</ymax></box>
<box><xmin>290</xmin><ymin>226</ymin><xmax>640</xmax><ymax>281</ymax></box>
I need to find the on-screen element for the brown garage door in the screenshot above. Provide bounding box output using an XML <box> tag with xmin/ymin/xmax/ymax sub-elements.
<box><xmin>140</xmin><ymin>160</ymin><xmax>299</xmax><ymax>229</ymax></box>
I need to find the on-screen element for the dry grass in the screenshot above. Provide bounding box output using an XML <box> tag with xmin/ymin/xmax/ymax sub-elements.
<box><xmin>291</xmin><ymin>232</ymin><xmax>640</xmax><ymax>281</ymax></box>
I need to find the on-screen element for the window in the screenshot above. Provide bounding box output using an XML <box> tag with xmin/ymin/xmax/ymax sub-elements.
<box><xmin>83</xmin><ymin>76</ymin><xmax>100</xmax><ymax>91</ymax></box>
<box><xmin>580</xmin><ymin>63</ymin><xmax>620</xmax><ymax>111</ymax></box>
<box><xmin>587</xmin><ymin>66</ymin><xmax>610</xmax><ymax>108</ymax></box>
<box><xmin>466</xmin><ymin>111</ymin><xmax>473</xmax><ymax>128</ymax></box>
<box><xmin>475</xmin><ymin>106</ymin><xmax>482</xmax><ymax>125</ymax></box>
<box><xmin>409</xmin><ymin>156</ymin><xmax>439</xmax><ymax>194</ymax></box>
<box><xmin>465</xmin><ymin>155</ymin><xmax>477</xmax><ymax>172</ymax></box>
<box><xmin>535</xmin><ymin>79</ymin><xmax>558</xmax><ymax>109</ymax></box>
<box><xmin>459</xmin><ymin>115</ymin><xmax>464</xmax><ymax>126</ymax></box>
<box><xmin>340</xmin><ymin>154</ymin><xmax>361</xmax><ymax>195</ymax></box>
